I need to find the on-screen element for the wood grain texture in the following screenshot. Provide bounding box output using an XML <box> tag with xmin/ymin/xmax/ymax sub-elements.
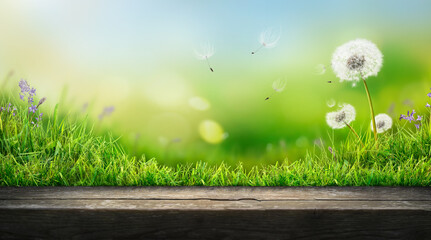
<box><xmin>0</xmin><ymin>187</ymin><xmax>430</xmax><ymax>240</ymax></box>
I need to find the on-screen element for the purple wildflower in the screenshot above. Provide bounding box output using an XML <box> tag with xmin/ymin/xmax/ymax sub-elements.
<box><xmin>98</xmin><ymin>106</ymin><xmax>115</xmax><ymax>120</ymax></box>
<box><xmin>426</xmin><ymin>103</ymin><xmax>430</xmax><ymax>108</ymax></box>
<box><xmin>400</xmin><ymin>109</ymin><xmax>423</xmax><ymax>129</ymax></box>
<box><xmin>428</xmin><ymin>93</ymin><xmax>431</xmax><ymax>98</ymax></box>
<box><xmin>28</xmin><ymin>105</ymin><xmax>37</xmax><ymax>113</ymax></box>
<box><xmin>18</xmin><ymin>79</ymin><xmax>38</xmax><ymax>104</ymax></box>
<box><xmin>35</xmin><ymin>113</ymin><xmax>43</xmax><ymax>124</ymax></box>
<box><xmin>399</xmin><ymin>110</ymin><xmax>416</xmax><ymax>122</ymax></box>
<box><xmin>81</xmin><ymin>102</ymin><xmax>89</xmax><ymax>112</ymax></box>
<box><xmin>19</xmin><ymin>79</ymin><xmax>30</xmax><ymax>93</ymax></box>
<box><xmin>29</xmin><ymin>87</ymin><xmax>36</xmax><ymax>96</ymax></box>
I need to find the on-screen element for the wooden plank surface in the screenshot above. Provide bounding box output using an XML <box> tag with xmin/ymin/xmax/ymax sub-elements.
<box><xmin>2</xmin><ymin>186</ymin><xmax>431</xmax><ymax>201</ymax></box>
<box><xmin>0</xmin><ymin>187</ymin><xmax>430</xmax><ymax>239</ymax></box>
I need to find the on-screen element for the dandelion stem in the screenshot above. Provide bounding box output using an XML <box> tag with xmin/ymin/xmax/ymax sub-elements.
<box><xmin>344</xmin><ymin>121</ymin><xmax>365</xmax><ymax>148</ymax></box>
<box><xmin>205</xmin><ymin>57</ymin><xmax>213</xmax><ymax>72</ymax></box>
<box><xmin>251</xmin><ymin>44</ymin><xmax>264</xmax><ymax>55</ymax></box>
<box><xmin>361</xmin><ymin>75</ymin><xmax>378</xmax><ymax>143</ymax></box>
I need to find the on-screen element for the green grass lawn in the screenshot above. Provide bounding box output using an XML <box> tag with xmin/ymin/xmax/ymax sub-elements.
<box><xmin>1</xmin><ymin>85</ymin><xmax>430</xmax><ymax>186</ymax></box>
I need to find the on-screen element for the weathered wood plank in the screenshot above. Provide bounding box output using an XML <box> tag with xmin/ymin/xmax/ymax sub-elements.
<box><xmin>1</xmin><ymin>209</ymin><xmax>430</xmax><ymax>240</ymax></box>
<box><xmin>1</xmin><ymin>186</ymin><xmax>430</xmax><ymax>200</ymax></box>
<box><xmin>1</xmin><ymin>199</ymin><xmax>431</xmax><ymax>210</ymax></box>
<box><xmin>0</xmin><ymin>187</ymin><xmax>430</xmax><ymax>239</ymax></box>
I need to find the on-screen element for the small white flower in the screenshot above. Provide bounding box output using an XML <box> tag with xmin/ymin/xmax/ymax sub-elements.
<box><xmin>194</xmin><ymin>43</ymin><xmax>214</xmax><ymax>60</ymax></box>
<box><xmin>371</xmin><ymin>113</ymin><xmax>392</xmax><ymax>133</ymax></box>
<box><xmin>331</xmin><ymin>39</ymin><xmax>383</xmax><ymax>82</ymax></box>
<box><xmin>326</xmin><ymin>103</ymin><xmax>356</xmax><ymax>129</ymax></box>
<box><xmin>252</xmin><ymin>27</ymin><xmax>281</xmax><ymax>54</ymax></box>
<box><xmin>272</xmin><ymin>78</ymin><xmax>286</xmax><ymax>92</ymax></box>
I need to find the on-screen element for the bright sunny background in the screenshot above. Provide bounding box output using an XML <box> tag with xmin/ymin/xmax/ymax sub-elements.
<box><xmin>1</xmin><ymin>0</ymin><xmax>431</xmax><ymax>167</ymax></box>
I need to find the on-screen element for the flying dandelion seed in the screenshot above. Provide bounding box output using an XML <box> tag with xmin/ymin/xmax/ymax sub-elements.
<box><xmin>371</xmin><ymin>113</ymin><xmax>392</xmax><ymax>133</ymax></box>
<box><xmin>265</xmin><ymin>78</ymin><xmax>286</xmax><ymax>100</ymax></box>
<box><xmin>352</xmin><ymin>82</ymin><xmax>357</xmax><ymax>87</ymax></box>
<box><xmin>252</xmin><ymin>27</ymin><xmax>281</xmax><ymax>54</ymax></box>
<box><xmin>326</xmin><ymin>99</ymin><xmax>336</xmax><ymax>108</ymax></box>
<box><xmin>331</xmin><ymin>39</ymin><xmax>383</xmax><ymax>142</ymax></box>
<box><xmin>315</xmin><ymin>64</ymin><xmax>326</xmax><ymax>75</ymax></box>
<box><xmin>195</xmin><ymin>43</ymin><xmax>215</xmax><ymax>72</ymax></box>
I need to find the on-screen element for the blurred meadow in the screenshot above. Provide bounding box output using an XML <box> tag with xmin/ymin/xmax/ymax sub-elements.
<box><xmin>1</xmin><ymin>0</ymin><xmax>431</xmax><ymax>169</ymax></box>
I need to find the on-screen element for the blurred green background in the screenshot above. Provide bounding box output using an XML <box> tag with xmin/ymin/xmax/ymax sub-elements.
<box><xmin>1</xmin><ymin>0</ymin><xmax>431</xmax><ymax>167</ymax></box>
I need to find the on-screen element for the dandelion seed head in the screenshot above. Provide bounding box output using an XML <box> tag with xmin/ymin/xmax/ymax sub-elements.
<box><xmin>331</xmin><ymin>39</ymin><xmax>383</xmax><ymax>82</ymax></box>
<box><xmin>194</xmin><ymin>43</ymin><xmax>214</xmax><ymax>60</ymax></box>
<box><xmin>346</xmin><ymin>55</ymin><xmax>365</xmax><ymax>71</ymax></box>
<box><xmin>259</xmin><ymin>27</ymin><xmax>281</xmax><ymax>49</ymax></box>
<box><xmin>371</xmin><ymin>113</ymin><xmax>392</xmax><ymax>133</ymax></box>
<box><xmin>272</xmin><ymin>78</ymin><xmax>286</xmax><ymax>92</ymax></box>
<box><xmin>326</xmin><ymin>103</ymin><xmax>356</xmax><ymax>129</ymax></box>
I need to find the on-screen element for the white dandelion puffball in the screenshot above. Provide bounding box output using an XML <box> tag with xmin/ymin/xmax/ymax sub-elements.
<box><xmin>272</xmin><ymin>78</ymin><xmax>287</xmax><ymax>92</ymax></box>
<box><xmin>259</xmin><ymin>27</ymin><xmax>281</xmax><ymax>48</ymax></box>
<box><xmin>194</xmin><ymin>43</ymin><xmax>214</xmax><ymax>60</ymax></box>
<box><xmin>371</xmin><ymin>113</ymin><xmax>392</xmax><ymax>133</ymax></box>
<box><xmin>326</xmin><ymin>103</ymin><xmax>356</xmax><ymax>129</ymax></box>
<box><xmin>331</xmin><ymin>39</ymin><xmax>383</xmax><ymax>82</ymax></box>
